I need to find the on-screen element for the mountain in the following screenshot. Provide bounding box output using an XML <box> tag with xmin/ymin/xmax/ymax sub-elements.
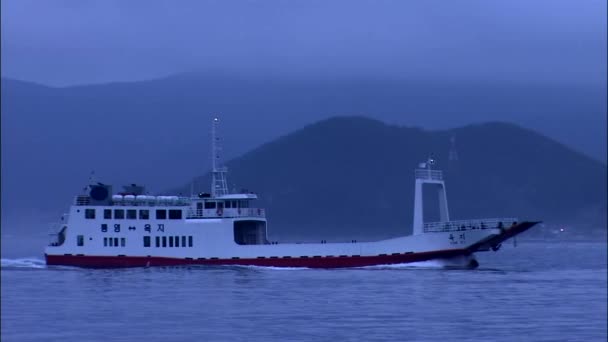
<box><xmin>177</xmin><ymin>117</ymin><xmax>607</xmax><ymax>239</ymax></box>
<box><xmin>1</xmin><ymin>74</ymin><xmax>605</xmax><ymax>232</ymax></box>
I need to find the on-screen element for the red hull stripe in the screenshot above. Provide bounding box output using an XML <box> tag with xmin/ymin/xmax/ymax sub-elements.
<box><xmin>46</xmin><ymin>249</ymin><xmax>470</xmax><ymax>269</ymax></box>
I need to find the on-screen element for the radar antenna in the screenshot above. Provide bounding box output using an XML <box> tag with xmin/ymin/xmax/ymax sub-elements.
<box><xmin>83</xmin><ymin>170</ymin><xmax>96</xmax><ymax>193</ymax></box>
<box><xmin>211</xmin><ymin>117</ymin><xmax>229</xmax><ymax>197</ymax></box>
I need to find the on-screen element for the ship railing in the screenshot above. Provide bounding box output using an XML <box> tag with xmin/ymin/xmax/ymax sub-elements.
<box><xmin>423</xmin><ymin>218</ymin><xmax>519</xmax><ymax>233</ymax></box>
<box><xmin>73</xmin><ymin>195</ymin><xmax>192</xmax><ymax>207</ymax></box>
<box><xmin>186</xmin><ymin>208</ymin><xmax>266</xmax><ymax>219</ymax></box>
<box><xmin>415</xmin><ymin>169</ymin><xmax>443</xmax><ymax>181</ymax></box>
<box><xmin>75</xmin><ymin>195</ymin><xmax>91</xmax><ymax>205</ymax></box>
<box><xmin>116</xmin><ymin>197</ymin><xmax>192</xmax><ymax>207</ymax></box>
<box><xmin>47</xmin><ymin>222</ymin><xmax>67</xmax><ymax>246</ymax></box>
<box><xmin>48</xmin><ymin>223</ymin><xmax>60</xmax><ymax>239</ymax></box>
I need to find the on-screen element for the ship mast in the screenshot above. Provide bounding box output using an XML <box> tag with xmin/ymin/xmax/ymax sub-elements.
<box><xmin>449</xmin><ymin>135</ymin><xmax>458</xmax><ymax>161</ymax></box>
<box><xmin>211</xmin><ymin>117</ymin><xmax>229</xmax><ymax>197</ymax></box>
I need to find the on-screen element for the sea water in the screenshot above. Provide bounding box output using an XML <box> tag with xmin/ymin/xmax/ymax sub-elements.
<box><xmin>1</xmin><ymin>241</ymin><xmax>606</xmax><ymax>341</ymax></box>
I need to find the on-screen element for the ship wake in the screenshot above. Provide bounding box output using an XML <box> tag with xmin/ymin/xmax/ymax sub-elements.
<box><xmin>1</xmin><ymin>257</ymin><xmax>46</xmax><ymax>269</ymax></box>
<box><xmin>362</xmin><ymin>255</ymin><xmax>479</xmax><ymax>270</ymax></box>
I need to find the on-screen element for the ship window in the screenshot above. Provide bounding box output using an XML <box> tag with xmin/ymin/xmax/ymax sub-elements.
<box><xmin>139</xmin><ymin>210</ymin><xmax>149</xmax><ymax>220</ymax></box>
<box><xmin>181</xmin><ymin>236</ymin><xmax>186</xmax><ymax>247</ymax></box>
<box><xmin>114</xmin><ymin>209</ymin><xmax>125</xmax><ymax>219</ymax></box>
<box><xmin>169</xmin><ymin>236</ymin><xmax>174</xmax><ymax>247</ymax></box>
<box><xmin>168</xmin><ymin>209</ymin><xmax>182</xmax><ymax>220</ymax></box>
<box><xmin>114</xmin><ymin>237</ymin><xmax>119</xmax><ymax>246</ymax></box>
<box><xmin>127</xmin><ymin>209</ymin><xmax>137</xmax><ymax>219</ymax></box>
<box><xmin>156</xmin><ymin>209</ymin><xmax>167</xmax><ymax>220</ymax></box>
<box><xmin>204</xmin><ymin>201</ymin><xmax>216</xmax><ymax>209</ymax></box>
<box><xmin>143</xmin><ymin>236</ymin><xmax>151</xmax><ymax>247</ymax></box>
<box><xmin>162</xmin><ymin>236</ymin><xmax>167</xmax><ymax>247</ymax></box>
<box><xmin>239</xmin><ymin>200</ymin><xmax>250</xmax><ymax>208</ymax></box>
<box><xmin>104</xmin><ymin>209</ymin><xmax>112</xmax><ymax>219</ymax></box>
<box><xmin>120</xmin><ymin>238</ymin><xmax>126</xmax><ymax>247</ymax></box>
<box><xmin>85</xmin><ymin>209</ymin><xmax>95</xmax><ymax>219</ymax></box>
<box><xmin>155</xmin><ymin>236</ymin><xmax>160</xmax><ymax>247</ymax></box>
<box><xmin>109</xmin><ymin>238</ymin><xmax>113</xmax><ymax>247</ymax></box>
<box><xmin>104</xmin><ymin>237</ymin><xmax>108</xmax><ymax>247</ymax></box>
<box><xmin>234</xmin><ymin>220</ymin><xmax>268</xmax><ymax>245</ymax></box>
<box><xmin>225</xmin><ymin>201</ymin><xmax>231</xmax><ymax>208</ymax></box>
<box><xmin>175</xmin><ymin>236</ymin><xmax>180</xmax><ymax>247</ymax></box>
<box><xmin>188</xmin><ymin>236</ymin><xmax>193</xmax><ymax>247</ymax></box>
<box><xmin>77</xmin><ymin>235</ymin><xmax>84</xmax><ymax>246</ymax></box>
<box><xmin>232</xmin><ymin>201</ymin><xmax>238</xmax><ymax>208</ymax></box>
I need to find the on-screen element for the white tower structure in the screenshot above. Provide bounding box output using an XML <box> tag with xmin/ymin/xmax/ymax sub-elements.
<box><xmin>412</xmin><ymin>158</ymin><xmax>450</xmax><ymax>235</ymax></box>
<box><xmin>211</xmin><ymin>117</ymin><xmax>229</xmax><ymax>197</ymax></box>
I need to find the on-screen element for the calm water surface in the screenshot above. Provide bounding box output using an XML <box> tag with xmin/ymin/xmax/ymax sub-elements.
<box><xmin>2</xmin><ymin>242</ymin><xmax>606</xmax><ymax>341</ymax></box>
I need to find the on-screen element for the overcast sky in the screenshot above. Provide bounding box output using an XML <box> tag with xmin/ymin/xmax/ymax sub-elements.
<box><xmin>1</xmin><ymin>0</ymin><xmax>606</xmax><ymax>86</ymax></box>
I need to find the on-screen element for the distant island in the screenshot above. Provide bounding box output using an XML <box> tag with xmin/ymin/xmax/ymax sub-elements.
<box><xmin>175</xmin><ymin>116</ymin><xmax>607</xmax><ymax>241</ymax></box>
<box><xmin>1</xmin><ymin>76</ymin><xmax>605</xmax><ymax>242</ymax></box>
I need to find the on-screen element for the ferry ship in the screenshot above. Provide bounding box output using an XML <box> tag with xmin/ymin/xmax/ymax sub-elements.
<box><xmin>45</xmin><ymin>119</ymin><xmax>539</xmax><ymax>269</ymax></box>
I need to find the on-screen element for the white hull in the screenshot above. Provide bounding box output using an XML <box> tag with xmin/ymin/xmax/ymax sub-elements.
<box><xmin>45</xmin><ymin>211</ymin><xmax>536</xmax><ymax>268</ymax></box>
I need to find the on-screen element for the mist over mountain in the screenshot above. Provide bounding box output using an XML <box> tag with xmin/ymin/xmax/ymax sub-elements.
<box><xmin>177</xmin><ymin>116</ymin><xmax>606</xmax><ymax>239</ymax></box>
<box><xmin>1</xmin><ymin>75</ymin><xmax>606</xmax><ymax>236</ymax></box>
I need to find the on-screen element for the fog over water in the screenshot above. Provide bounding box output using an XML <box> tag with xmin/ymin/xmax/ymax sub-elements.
<box><xmin>2</xmin><ymin>0</ymin><xmax>606</xmax><ymax>86</ymax></box>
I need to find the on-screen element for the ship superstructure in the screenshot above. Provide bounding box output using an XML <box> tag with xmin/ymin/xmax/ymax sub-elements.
<box><xmin>45</xmin><ymin>119</ymin><xmax>539</xmax><ymax>268</ymax></box>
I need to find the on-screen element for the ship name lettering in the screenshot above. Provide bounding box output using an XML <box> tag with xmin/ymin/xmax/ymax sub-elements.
<box><xmin>144</xmin><ymin>224</ymin><xmax>151</xmax><ymax>233</ymax></box>
<box><xmin>114</xmin><ymin>224</ymin><xmax>121</xmax><ymax>232</ymax></box>
<box><xmin>157</xmin><ymin>224</ymin><xmax>165</xmax><ymax>232</ymax></box>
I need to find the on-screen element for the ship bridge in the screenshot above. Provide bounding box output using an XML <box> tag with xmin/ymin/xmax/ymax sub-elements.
<box><xmin>187</xmin><ymin>193</ymin><xmax>265</xmax><ymax>219</ymax></box>
<box><xmin>70</xmin><ymin>118</ymin><xmax>266</xmax><ymax>221</ymax></box>
<box><xmin>73</xmin><ymin>188</ymin><xmax>265</xmax><ymax>220</ymax></box>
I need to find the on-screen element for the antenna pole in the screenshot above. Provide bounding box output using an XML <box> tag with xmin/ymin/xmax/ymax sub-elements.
<box><xmin>211</xmin><ymin>117</ymin><xmax>218</xmax><ymax>197</ymax></box>
<box><xmin>211</xmin><ymin>117</ymin><xmax>229</xmax><ymax>197</ymax></box>
<box><xmin>449</xmin><ymin>136</ymin><xmax>458</xmax><ymax>161</ymax></box>
<box><xmin>212</xmin><ymin>118</ymin><xmax>218</xmax><ymax>173</ymax></box>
